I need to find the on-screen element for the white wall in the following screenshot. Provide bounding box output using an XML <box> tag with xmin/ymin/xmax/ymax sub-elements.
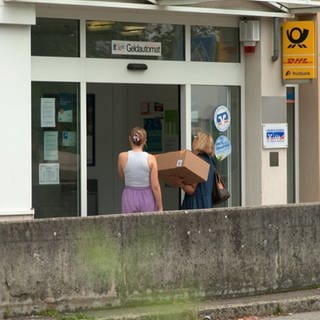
<box><xmin>260</xmin><ymin>19</ymin><xmax>287</xmax><ymax>205</ymax></box>
<box><xmin>244</xmin><ymin>30</ymin><xmax>263</xmax><ymax>206</ymax></box>
<box><xmin>245</xmin><ymin>18</ymin><xmax>287</xmax><ymax>206</ymax></box>
<box><xmin>0</xmin><ymin>26</ymin><xmax>32</xmax><ymax>214</ymax></box>
<box><xmin>0</xmin><ymin>2</ymin><xmax>35</xmax><ymax>215</ymax></box>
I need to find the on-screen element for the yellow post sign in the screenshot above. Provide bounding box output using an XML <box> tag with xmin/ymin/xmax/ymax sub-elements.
<box><xmin>282</xmin><ymin>20</ymin><xmax>316</xmax><ymax>81</ymax></box>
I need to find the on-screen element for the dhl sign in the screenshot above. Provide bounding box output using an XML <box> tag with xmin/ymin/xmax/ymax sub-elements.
<box><xmin>282</xmin><ymin>21</ymin><xmax>316</xmax><ymax>81</ymax></box>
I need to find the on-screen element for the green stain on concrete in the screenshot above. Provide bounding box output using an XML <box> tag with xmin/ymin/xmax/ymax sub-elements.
<box><xmin>76</xmin><ymin>228</ymin><xmax>121</xmax><ymax>285</ymax></box>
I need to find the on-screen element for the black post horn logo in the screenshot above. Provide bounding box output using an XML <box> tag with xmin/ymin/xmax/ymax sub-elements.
<box><xmin>286</xmin><ymin>27</ymin><xmax>309</xmax><ymax>48</ymax></box>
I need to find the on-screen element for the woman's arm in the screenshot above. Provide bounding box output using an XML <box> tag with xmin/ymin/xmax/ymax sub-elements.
<box><xmin>117</xmin><ymin>152</ymin><xmax>127</xmax><ymax>180</ymax></box>
<box><xmin>149</xmin><ymin>155</ymin><xmax>163</xmax><ymax>211</ymax></box>
<box><xmin>164</xmin><ymin>176</ymin><xmax>197</xmax><ymax>195</ymax></box>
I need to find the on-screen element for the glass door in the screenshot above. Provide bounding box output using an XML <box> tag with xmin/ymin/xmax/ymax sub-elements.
<box><xmin>191</xmin><ymin>85</ymin><xmax>241</xmax><ymax>207</ymax></box>
<box><xmin>32</xmin><ymin>82</ymin><xmax>81</xmax><ymax>218</ymax></box>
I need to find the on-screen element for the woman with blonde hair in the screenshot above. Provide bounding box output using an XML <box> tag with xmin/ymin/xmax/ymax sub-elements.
<box><xmin>117</xmin><ymin>126</ymin><xmax>163</xmax><ymax>213</ymax></box>
<box><xmin>178</xmin><ymin>131</ymin><xmax>215</xmax><ymax>209</ymax></box>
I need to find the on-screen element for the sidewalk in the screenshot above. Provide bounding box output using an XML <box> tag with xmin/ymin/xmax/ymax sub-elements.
<box><xmin>8</xmin><ymin>288</ymin><xmax>320</xmax><ymax>320</ymax></box>
<box><xmin>82</xmin><ymin>288</ymin><xmax>320</xmax><ymax>320</ymax></box>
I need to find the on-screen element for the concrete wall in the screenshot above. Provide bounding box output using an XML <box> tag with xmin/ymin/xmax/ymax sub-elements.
<box><xmin>1</xmin><ymin>203</ymin><xmax>320</xmax><ymax>317</ymax></box>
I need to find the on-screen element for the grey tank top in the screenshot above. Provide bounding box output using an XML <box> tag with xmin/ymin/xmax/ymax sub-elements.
<box><xmin>124</xmin><ymin>150</ymin><xmax>150</xmax><ymax>187</ymax></box>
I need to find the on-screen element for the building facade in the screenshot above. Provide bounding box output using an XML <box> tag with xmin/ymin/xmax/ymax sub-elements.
<box><xmin>0</xmin><ymin>0</ymin><xmax>318</xmax><ymax>220</ymax></box>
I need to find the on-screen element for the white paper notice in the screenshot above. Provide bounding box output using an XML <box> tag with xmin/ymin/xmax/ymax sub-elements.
<box><xmin>41</xmin><ymin>98</ymin><xmax>56</xmax><ymax>127</ymax></box>
<box><xmin>44</xmin><ymin>131</ymin><xmax>59</xmax><ymax>161</ymax></box>
<box><xmin>58</xmin><ymin>108</ymin><xmax>73</xmax><ymax>123</ymax></box>
<box><xmin>39</xmin><ymin>163</ymin><xmax>60</xmax><ymax>185</ymax></box>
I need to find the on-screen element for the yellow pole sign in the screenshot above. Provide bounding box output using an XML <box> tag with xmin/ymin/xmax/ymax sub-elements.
<box><xmin>282</xmin><ymin>20</ymin><xmax>316</xmax><ymax>81</ymax></box>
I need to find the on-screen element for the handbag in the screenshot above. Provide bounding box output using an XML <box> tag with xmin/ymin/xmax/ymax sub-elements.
<box><xmin>212</xmin><ymin>171</ymin><xmax>230</xmax><ymax>205</ymax></box>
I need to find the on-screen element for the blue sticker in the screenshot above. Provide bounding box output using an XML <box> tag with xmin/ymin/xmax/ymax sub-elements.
<box><xmin>215</xmin><ymin>135</ymin><xmax>232</xmax><ymax>161</ymax></box>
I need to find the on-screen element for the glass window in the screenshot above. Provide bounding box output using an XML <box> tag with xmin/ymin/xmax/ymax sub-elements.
<box><xmin>31</xmin><ymin>18</ymin><xmax>80</xmax><ymax>57</ymax></box>
<box><xmin>86</xmin><ymin>20</ymin><xmax>184</xmax><ymax>60</ymax></box>
<box><xmin>191</xmin><ymin>26</ymin><xmax>240</xmax><ymax>62</ymax></box>
<box><xmin>191</xmin><ymin>85</ymin><xmax>241</xmax><ymax>207</ymax></box>
<box><xmin>32</xmin><ymin>82</ymin><xmax>81</xmax><ymax>218</ymax></box>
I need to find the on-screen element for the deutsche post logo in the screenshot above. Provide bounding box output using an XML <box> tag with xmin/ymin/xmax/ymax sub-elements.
<box><xmin>282</xmin><ymin>21</ymin><xmax>316</xmax><ymax>80</ymax></box>
<box><xmin>286</xmin><ymin>27</ymin><xmax>309</xmax><ymax>48</ymax></box>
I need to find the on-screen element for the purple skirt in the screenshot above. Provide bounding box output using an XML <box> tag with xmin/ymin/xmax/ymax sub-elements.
<box><xmin>122</xmin><ymin>186</ymin><xmax>157</xmax><ymax>213</ymax></box>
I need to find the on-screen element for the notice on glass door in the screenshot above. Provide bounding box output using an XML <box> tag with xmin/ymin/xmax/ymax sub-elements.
<box><xmin>44</xmin><ymin>131</ymin><xmax>58</xmax><ymax>161</ymax></box>
<box><xmin>62</xmin><ymin>131</ymin><xmax>76</xmax><ymax>147</ymax></box>
<box><xmin>39</xmin><ymin>163</ymin><xmax>60</xmax><ymax>185</ymax></box>
<box><xmin>58</xmin><ymin>93</ymin><xmax>73</xmax><ymax>123</ymax></box>
<box><xmin>41</xmin><ymin>98</ymin><xmax>56</xmax><ymax>127</ymax></box>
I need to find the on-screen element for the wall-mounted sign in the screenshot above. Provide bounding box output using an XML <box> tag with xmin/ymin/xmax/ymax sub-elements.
<box><xmin>213</xmin><ymin>105</ymin><xmax>231</xmax><ymax>132</ymax></box>
<box><xmin>215</xmin><ymin>135</ymin><xmax>232</xmax><ymax>161</ymax></box>
<box><xmin>112</xmin><ymin>40</ymin><xmax>161</xmax><ymax>56</ymax></box>
<box><xmin>262</xmin><ymin>123</ymin><xmax>288</xmax><ymax>149</ymax></box>
<box><xmin>282</xmin><ymin>20</ymin><xmax>316</xmax><ymax>81</ymax></box>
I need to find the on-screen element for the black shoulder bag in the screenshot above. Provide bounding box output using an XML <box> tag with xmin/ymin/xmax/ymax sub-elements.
<box><xmin>212</xmin><ymin>159</ymin><xmax>230</xmax><ymax>205</ymax></box>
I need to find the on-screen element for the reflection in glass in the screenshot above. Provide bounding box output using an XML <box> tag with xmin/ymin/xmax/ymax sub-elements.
<box><xmin>191</xmin><ymin>26</ymin><xmax>240</xmax><ymax>62</ymax></box>
<box><xmin>32</xmin><ymin>82</ymin><xmax>81</xmax><ymax>218</ymax></box>
<box><xmin>31</xmin><ymin>18</ymin><xmax>80</xmax><ymax>57</ymax></box>
<box><xmin>86</xmin><ymin>20</ymin><xmax>184</xmax><ymax>60</ymax></box>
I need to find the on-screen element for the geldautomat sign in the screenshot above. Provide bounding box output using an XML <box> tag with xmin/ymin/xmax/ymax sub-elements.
<box><xmin>112</xmin><ymin>40</ymin><xmax>161</xmax><ymax>56</ymax></box>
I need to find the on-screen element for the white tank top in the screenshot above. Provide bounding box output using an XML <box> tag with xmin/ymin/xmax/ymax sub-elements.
<box><xmin>124</xmin><ymin>150</ymin><xmax>150</xmax><ymax>187</ymax></box>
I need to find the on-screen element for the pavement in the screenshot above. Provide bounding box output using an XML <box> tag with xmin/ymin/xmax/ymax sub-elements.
<box><xmin>262</xmin><ymin>311</ymin><xmax>320</xmax><ymax>319</ymax></box>
<box><xmin>82</xmin><ymin>288</ymin><xmax>320</xmax><ymax>319</ymax></box>
<box><xmin>6</xmin><ymin>288</ymin><xmax>320</xmax><ymax>320</ymax></box>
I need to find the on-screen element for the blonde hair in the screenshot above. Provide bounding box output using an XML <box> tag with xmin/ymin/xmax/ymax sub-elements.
<box><xmin>129</xmin><ymin>127</ymin><xmax>147</xmax><ymax>146</ymax></box>
<box><xmin>193</xmin><ymin>131</ymin><xmax>214</xmax><ymax>157</ymax></box>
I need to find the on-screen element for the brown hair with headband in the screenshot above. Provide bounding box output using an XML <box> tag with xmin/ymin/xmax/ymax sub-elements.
<box><xmin>129</xmin><ymin>127</ymin><xmax>147</xmax><ymax>147</ymax></box>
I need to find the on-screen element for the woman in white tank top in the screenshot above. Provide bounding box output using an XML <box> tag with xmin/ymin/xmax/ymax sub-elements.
<box><xmin>117</xmin><ymin>127</ymin><xmax>163</xmax><ymax>213</ymax></box>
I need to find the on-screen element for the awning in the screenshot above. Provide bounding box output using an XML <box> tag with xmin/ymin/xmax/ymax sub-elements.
<box><xmin>149</xmin><ymin>0</ymin><xmax>320</xmax><ymax>8</ymax></box>
<box><xmin>4</xmin><ymin>0</ymin><xmax>295</xmax><ymax>17</ymax></box>
<box><xmin>147</xmin><ymin>0</ymin><xmax>320</xmax><ymax>13</ymax></box>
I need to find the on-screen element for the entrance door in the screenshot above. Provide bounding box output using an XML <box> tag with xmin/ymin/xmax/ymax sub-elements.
<box><xmin>87</xmin><ymin>83</ymin><xmax>180</xmax><ymax>215</ymax></box>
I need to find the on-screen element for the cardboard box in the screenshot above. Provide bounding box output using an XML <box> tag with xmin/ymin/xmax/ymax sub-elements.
<box><xmin>156</xmin><ymin>150</ymin><xmax>209</xmax><ymax>186</ymax></box>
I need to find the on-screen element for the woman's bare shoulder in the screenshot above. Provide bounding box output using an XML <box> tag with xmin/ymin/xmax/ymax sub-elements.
<box><xmin>118</xmin><ymin>151</ymin><xmax>128</xmax><ymax>160</ymax></box>
<box><xmin>148</xmin><ymin>153</ymin><xmax>158</xmax><ymax>166</ymax></box>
